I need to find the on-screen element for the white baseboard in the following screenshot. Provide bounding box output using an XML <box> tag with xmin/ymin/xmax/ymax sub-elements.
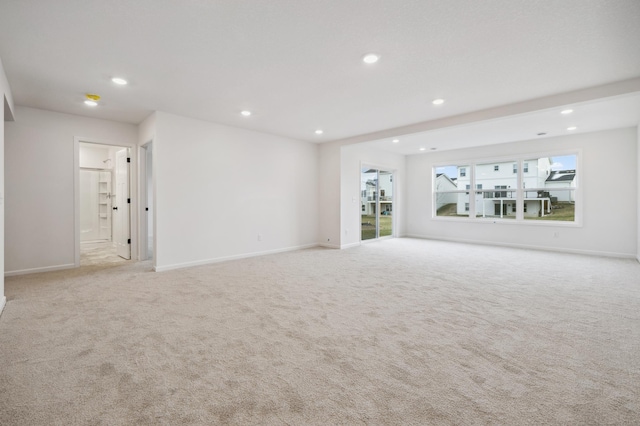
<box><xmin>4</xmin><ymin>263</ymin><xmax>76</xmax><ymax>277</ymax></box>
<box><xmin>340</xmin><ymin>242</ymin><xmax>361</xmax><ymax>249</ymax></box>
<box><xmin>405</xmin><ymin>234</ymin><xmax>637</xmax><ymax>259</ymax></box>
<box><xmin>155</xmin><ymin>243</ymin><xmax>320</xmax><ymax>272</ymax></box>
<box><xmin>0</xmin><ymin>296</ymin><xmax>6</xmax><ymax>318</ymax></box>
<box><xmin>319</xmin><ymin>243</ymin><xmax>341</xmax><ymax>249</ymax></box>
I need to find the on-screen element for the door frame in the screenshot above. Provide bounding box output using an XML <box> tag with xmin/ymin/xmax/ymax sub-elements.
<box><xmin>74</xmin><ymin>137</ymin><xmax>138</xmax><ymax>267</ymax></box>
<box><xmin>360</xmin><ymin>163</ymin><xmax>397</xmax><ymax>243</ymax></box>
<box><xmin>138</xmin><ymin>140</ymin><xmax>155</xmax><ymax>265</ymax></box>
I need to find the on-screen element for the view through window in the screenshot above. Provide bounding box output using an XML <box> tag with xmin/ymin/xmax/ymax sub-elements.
<box><xmin>434</xmin><ymin>154</ymin><xmax>577</xmax><ymax>222</ymax></box>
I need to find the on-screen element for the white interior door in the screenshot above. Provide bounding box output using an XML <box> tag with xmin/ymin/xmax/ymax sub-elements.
<box><xmin>114</xmin><ymin>148</ymin><xmax>131</xmax><ymax>259</ymax></box>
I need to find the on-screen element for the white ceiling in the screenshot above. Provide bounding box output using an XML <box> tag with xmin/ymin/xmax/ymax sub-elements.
<box><xmin>1</xmin><ymin>0</ymin><xmax>639</xmax><ymax>145</ymax></box>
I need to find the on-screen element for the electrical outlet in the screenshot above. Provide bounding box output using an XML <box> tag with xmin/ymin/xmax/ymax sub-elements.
<box><xmin>257</xmin><ymin>234</ymin><xmax>262</xmax><ymax>241</ymax></box>
<box><xmin>553</xmin><ymin>231</ymin><xmax>560</xmax><ymax>238</ymax></box>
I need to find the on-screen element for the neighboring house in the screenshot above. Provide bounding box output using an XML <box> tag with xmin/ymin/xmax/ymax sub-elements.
<box><xmin>456</xmin><ymin>158</ymin><xmax>556</xmax><ymax>218</ymax></box>
<box><xmin>545</xmin><ymin>170</ymin><xmax>576</xmax><ymax>202</ymax></box>
<box><xmin>361</xmin><ymin>171</ymin><xmax>393</xmax><ymax>215</ymax></box>
<box><xmin>435</xmin><ymin>173</ymin><xmax>458</xmax><ymax>211</ymax></box>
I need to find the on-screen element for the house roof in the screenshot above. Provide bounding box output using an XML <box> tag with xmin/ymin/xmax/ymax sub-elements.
<box><xmin>546</xmin><ymin>170</ymin><xmax>576</xmax><ymax>182</ymax></box>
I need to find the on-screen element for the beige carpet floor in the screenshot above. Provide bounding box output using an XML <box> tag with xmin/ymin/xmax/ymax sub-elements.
<box><xmin>1</xmin><ymin>238</ymin><xmax>639</xmax><ymax>425</ymax></box>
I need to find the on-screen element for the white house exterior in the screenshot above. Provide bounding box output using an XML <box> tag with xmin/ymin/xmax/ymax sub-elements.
<box><xmin>545</xmin><ymin>170</ymin><xmax>576</xmax><ymax>202</ymax></box>
<box><xmin>435</xmin><ymin>173</ymin><xmax>457</xmax><ymax>212</ymax></box>
<box><xmin>361</xmin><ymin>170</ymin><xmax>393</xmax><ymax>215</ymax></box>
<box><xmin>456</xmin><ymin>158</ymin><xmax>554</xmax><ymax>218</ymax></box>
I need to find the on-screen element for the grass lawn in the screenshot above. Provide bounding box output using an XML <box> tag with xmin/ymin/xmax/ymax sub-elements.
<box><xmin>436</xmin><ymin>202</ymin><xmax>575</xmax><ymax>221</ymax></box>
<box><xmin>525</xmin><ymin>202</ymin><xmax>575</xmax><ymax>221</ymax></box>
<box><xmin>361</xmin><ymin>215</ymin><xmax>392</xmax><ymax>240</ymax></box>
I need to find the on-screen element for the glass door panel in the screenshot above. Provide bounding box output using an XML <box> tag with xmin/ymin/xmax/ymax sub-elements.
<box><xmin>361</xmin><ymin>168</ymin><xmax>378</xmax><ymax>240</ymax></box>
<box><xmin>378</xmin><ymin>170</ymin><xmax>393</xmax><ymax>237</ymax></box>
<box><xmin>361</xmin><ymin>168</ymin><xmax>393</xmax><ymax>240</ymax></box>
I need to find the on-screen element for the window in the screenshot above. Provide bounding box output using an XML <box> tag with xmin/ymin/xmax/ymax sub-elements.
<box><xmin>433</xmin><ymin>164</ymin><xmax>470</xmax><ymax>217</ymax></box>
<box><xmin>433</xmin><ymin>155</ymin><xmax>577</xmax><ymax>223</ymax></box>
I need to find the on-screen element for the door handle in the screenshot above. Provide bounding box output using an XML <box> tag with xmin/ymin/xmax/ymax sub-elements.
<box><xmin>113</xmin><ymin>207</ymin><xmax>118</xmax><ymax>210</ymax></box>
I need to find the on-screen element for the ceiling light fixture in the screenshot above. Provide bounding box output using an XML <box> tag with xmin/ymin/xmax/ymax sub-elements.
<box><xmin>84</xmin><ymin>93</ymin><xmax>100</xmax><ymax>106</ymax></box>
<box><xmin>537</xmin><ymin>132</ymin><xmax>547</xmax><ymax>136</ymax></box>
<box><xmin>419</xmin><ymin>147</ymin><xmax>426</xmax><ymax>151</ymax></box>
<box><xmin>432</xmin><ymin>99</ymin><xmax>445</xmax><ymax>105</ymax></box>
<box><xmin>241</xmin><ymin>110</ymin><xmax>251</xmax><ymax>116</ymax></box>
<box><xmin>430</xmin><ymin>148</ymin><xmax>437</xmax><ymax>151</ymax></box>
<box><xmin>315</xmin><ymin>129</ymin><xmax>324</xmax><ymax>135</ymax></box>
<box><xmin>362</xmin><ymin>54</ymin><xmax>380</xmax><ymax>64</ymax></box>
<box><xmin>392</xmin><ymin>139</ymin><xmax>399</xmax><ymax>143</ymax></box>
<box><xmin>567</xmin><ymin>126</ymin><xmax>577</xmax><ymax>131</ymax></box>
<box><xmin>111</xmin><ymin>77</ymin><xmax>128</xmax><ymax>85</ymax></box>
<box><xmin>561</xmin><ymin>109</ymin><xmax>573</xmax><ymax>115</ymax></box>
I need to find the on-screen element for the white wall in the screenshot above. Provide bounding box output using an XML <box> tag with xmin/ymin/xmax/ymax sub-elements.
<box><xmin>638</xmin><ymin>124</ymin><xmax>640</xmax><ymax>262</ymax></box>
<box><xmin>153</xmin><ymin>111</ymin><xmax>319</xmax><ymax>271</ymax></box>
<box><xmin>4</xmin><ymin>107</ymin><xmax>137</xmax><ymax>274</ymax></box>
<box><xmin>406</xmin><ymin>127</ymin><xmax>638</xmax><ymax>257</ymax></box>
<box><xmin>79</xmin><ymin>143</ymin><xmax>114</xmax><ymax>169</ymax></box>
<box><xmin>0</xmin><ymin>56</ymin><xmax>15</xmax><ymax>315</ymax></box>
<box><xmin>318</xmin><ymin>142</ymin><xmax>342</xmax><ymax>248</ymax></box>
<box><xmin>340</xmin><ymin>144</ymin><xmax>406</xmax><ymax>248</ymax></box>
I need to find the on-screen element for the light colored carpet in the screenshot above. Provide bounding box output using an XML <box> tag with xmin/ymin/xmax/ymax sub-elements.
<box><xmin>1</xmin><ymin>238</ymin><xmax>639</xmax><ymax>425</ymax></box>
<box><xmin>80</xmin><ymin>241</ymin><xmax>129</xmax><ymax>266</ymax></box>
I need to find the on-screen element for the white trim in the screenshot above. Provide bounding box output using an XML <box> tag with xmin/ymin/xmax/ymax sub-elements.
<box><xmin>0</xmin><ymin>296</ymin><xmax>6</xmax><ymax>317</ymax></box>
<box><xmin>405</xmin><ymin>234</ymin><xmax>637</xmax><ymax>259</ymax></box>
<box><xmin>74</xmin><ymin>137</ymin><xmax>138</xmax><ymax>266</ymax></box>
<box><xmin>5</xmin><ymin>263</ymin><xmax>76</xmax><ymax>277</ymax></box>
<box><xmin>320</xmin><ymin>243</ymin><xmax>341</xmax><ymax>249</ymax></box>
<box><xmin>340</xmin><ymin>242</ymin><xmax>361</xmax><ymax>249</ymax></box>
<box><xmin>154</xmin><ymin>243</ymin><xmax>319</xmax><ymax>272</ymax></box>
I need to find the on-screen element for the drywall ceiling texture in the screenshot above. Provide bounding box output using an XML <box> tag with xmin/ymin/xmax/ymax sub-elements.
<box><xmin>0</xmin><ymin>1</ymin><xmax>639</xmax><ymax>143</ymax></box>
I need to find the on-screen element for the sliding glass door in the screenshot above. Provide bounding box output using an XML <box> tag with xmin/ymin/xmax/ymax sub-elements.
<box><xmin>361</xmin><ymin>167</ymin><xmax>393</xmax><ymax>241</ymax></box>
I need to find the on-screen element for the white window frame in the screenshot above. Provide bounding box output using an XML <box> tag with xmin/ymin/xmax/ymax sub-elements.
<box><xmin>432</xmin><ymin>150</ymin><xmax>581</xmax><ymax>226</ymax></box>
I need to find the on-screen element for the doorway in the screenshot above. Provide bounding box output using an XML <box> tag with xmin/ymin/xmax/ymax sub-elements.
<box><xmin>139</xmin><ymin>141</ymin><xmax>154</xmax><ymax>262</ymax></box>
<box><xmin>361</xmin><ymin>167</ymin><xmax>394</xmax><ymax>241</ymax></box>
<box><xmin>77</xmin><ymin>141</ymin><xmax>132</xmax><ymax>266</ymax></box>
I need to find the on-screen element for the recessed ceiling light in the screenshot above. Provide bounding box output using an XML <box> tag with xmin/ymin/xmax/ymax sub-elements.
<box><xmin>430</xmin><ymin>147</ymin><xmax>437</xmax><ymax>151</ymax></box>
<box><xmin>419</xmin><ymin>147</ymin><xmax>426</xmax><ymax>151</ymax></box>
<box><xmin>363</xmin><ymin>54</ymin><xmax>380</xmax><ymax>64</ymax></box>
<box><xmin>432</xmin><ymin>99</ymin><xmax>445</xmax><ymax>105</ymax></box>
<box><xmin>315</xmin><ymin>129</ymin><xmax>324</xmax><ymax>135</ymax></box>
<box><xmin>241</xmin><ymin>110</ymin><xmax>251</xmax><ymax>116</ymax></box>
<box><xmin>567</xmin><ymin>126</ymin><xmax>577</xmax><ymax>131</ymax></box>
<box><xmin>84</xmin><ymin>93</ymin><xmax>100</xmax><ymax>106</ymax></box>
<box><xmin>392</xmin><ymin>139</ymin><xmax>399</xmax><ymax>143</ymax></box>
<box><xmin>561</xmin><ymin>109</ymin><xmax>573</xmax><ymax>115</ymax></box>
<box><xmin>537</xmin><ymin>132</ymin><xmax>547</xmax><ymax>136</ymax></box>
<box><xmin>111</xmin><ymin>77</ymin><xmax>128</xmax><ymax>85</ymax></box>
